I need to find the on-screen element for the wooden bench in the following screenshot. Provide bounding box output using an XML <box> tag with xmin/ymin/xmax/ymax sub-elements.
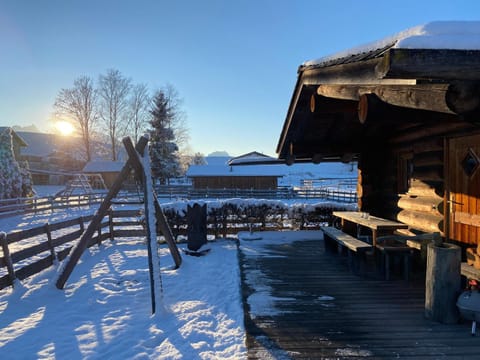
<box><xmin>461</xmin><ymin>262</ymin><xmax>480</xmax><ymax>281</ymax></box>
<box><xmin>320</xmin><ymin>226</ymin><xmax>372</xmax><ymax>273</ymax></box>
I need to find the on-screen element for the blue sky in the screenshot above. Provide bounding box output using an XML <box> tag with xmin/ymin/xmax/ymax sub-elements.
<box><xmin>1</xmin><ymin>1</ymin><xmax>480</xmax><ymax>157</ymax></box>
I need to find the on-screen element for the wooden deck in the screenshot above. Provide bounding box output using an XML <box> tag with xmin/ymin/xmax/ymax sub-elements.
<box><xmin>239</xmin><ymin>236</ymin><xmax>478</xmax><ymax>359</ymax></box>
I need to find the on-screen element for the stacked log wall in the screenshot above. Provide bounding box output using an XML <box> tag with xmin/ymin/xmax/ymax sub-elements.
<box><xmin>358</xmin><ymin>117</ymin><xmax>476</xmax><ymax>237</ymax></box>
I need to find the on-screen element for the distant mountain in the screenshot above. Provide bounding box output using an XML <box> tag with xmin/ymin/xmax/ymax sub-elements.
<box><xmin>12</xmin><ymin>124</ymin><xmax>41</xmax><ymax>132</ymax></box>
<box><xmin>208</xmin><ymin>151</ymin><xmax>230</xmax><ymax>157</ymax></box>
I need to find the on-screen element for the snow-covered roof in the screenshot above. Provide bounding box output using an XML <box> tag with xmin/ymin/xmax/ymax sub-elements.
<box><xmin>83</xmin><ymin>160</ymin><xmax>125</xmax><ymax>173</ymax></box>
<box><xmin>303</xmin><ymin>21</ymin><xmax>480</xmax><ymax>68</ymax></box>
<box><xmin>17</xmin><ymin>131</ymin><xmax>60</xmax><ymax>157</ymax></box>
<box><xmin>187</xmin><ymin>160</ymin><xmax>356</xmax><ymax>179</ymax></box>
<box><xmin>228</xmin><ymin>151</ymin><xmax>277</xmax><ymax>165</ymax></box>
<box><xmin>0</xmin><ymin>127</ymin><xmax>28</xmax><ymax>147</ymax></box>
<box><xmin>186</xmin><ymin>164</ymin><xmax>284</xmax><ymax>177</ymax></box>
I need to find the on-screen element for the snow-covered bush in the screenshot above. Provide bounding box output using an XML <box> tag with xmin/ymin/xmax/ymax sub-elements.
<box><xmin>0</xmin><ymin>129</ymin><xmax>33</xmax><ymax>199</ymax></box>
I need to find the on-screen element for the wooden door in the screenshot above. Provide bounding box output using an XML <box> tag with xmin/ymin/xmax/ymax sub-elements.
<box><xmin>448</xmin><ymin>134</ymin><xmax>480</xmax><ymax>245</ymax></box>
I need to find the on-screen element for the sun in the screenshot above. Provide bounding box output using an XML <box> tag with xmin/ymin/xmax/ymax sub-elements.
<box><xmin>55</xmin><ymin>121</ymin><xmax>74</xmax><ymax>136</ymax></box>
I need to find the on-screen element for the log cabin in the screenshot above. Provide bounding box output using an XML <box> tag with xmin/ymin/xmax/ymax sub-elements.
<box><xmin>276</xmin><ymin>22</ymin><xmax>480</xmax><ymax>252</ymax></box>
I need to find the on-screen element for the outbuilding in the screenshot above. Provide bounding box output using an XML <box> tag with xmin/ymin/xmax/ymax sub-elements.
<box><xmin>187</xmin><ymin>152</ymin><xmax>283</xmax><ymax>189</ymax></box>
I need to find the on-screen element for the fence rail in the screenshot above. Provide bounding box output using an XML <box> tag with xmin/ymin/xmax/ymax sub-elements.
<box><xmin>0</xmin><ymin>193</ymin><xmax>107</xmax><ymax>218</ymax></box>
<box><xmin>155</xmin><ymin>185</ymin><xmax>357</xmax><ymax>202</ymax></box>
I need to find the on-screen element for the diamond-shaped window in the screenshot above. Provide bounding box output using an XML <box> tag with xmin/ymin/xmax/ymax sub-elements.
<box><xmin>462</xmin><ymin>149</ymin><xmax>480</xmax><ymax>178</ymax></box>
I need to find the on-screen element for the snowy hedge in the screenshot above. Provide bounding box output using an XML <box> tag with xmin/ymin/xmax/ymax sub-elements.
<box><xmin>161</xmin><ymin>198</ymin><xmax>356</xmax><ymax>237</ymax></box>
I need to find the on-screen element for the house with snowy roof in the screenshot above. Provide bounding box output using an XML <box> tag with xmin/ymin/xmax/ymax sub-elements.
<box><xmin>0</xmin><ymin>127</ymin><xmax>27</xmax><ymax>160</ymax></box>
<box><xmin>82</xmin><ymin>160</ymin><xmax>126</xmax><ymax>188</ymax></box>
<box><xmin>186</xmin><ymin>152</ymin><xmax>284</xmax><ymax>189</ymax></box>
<box><xmin>14</xmin><ymin>131</ymin><xmax>86</xmax><ymax>185</ymax></box>
<box><xmin>276</xmin><ymin>21</ymin><xmax>480</xmax><ymax>249</ymax></box>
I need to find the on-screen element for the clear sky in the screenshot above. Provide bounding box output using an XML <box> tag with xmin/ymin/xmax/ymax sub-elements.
<box><xmin>1</xmin><ymin>0</ymin><xmax>480</xmax><ymax>157</ymax></box>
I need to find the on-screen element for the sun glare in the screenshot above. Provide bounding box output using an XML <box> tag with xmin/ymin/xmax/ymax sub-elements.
<box><xmin>55</xmin><ymin>121</ymin><xmax>74</xmax><ymax>136</ymax></box>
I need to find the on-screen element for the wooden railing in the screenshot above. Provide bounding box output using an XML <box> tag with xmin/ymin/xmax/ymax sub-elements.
<box><xmin>155</xmin><ymin>185</ymin><xmax>357</xmax><ymax>202</ymax></box>
<box><xmin>0</xmin><ymin>193</ymin><xmax>107</xmax><ymax>218</ymax></box>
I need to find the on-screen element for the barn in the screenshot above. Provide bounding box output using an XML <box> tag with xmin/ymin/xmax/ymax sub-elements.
<box><xmin>187</xmin><ymin>152</ymin><xmax>283</xmax><ymax>189</ymax></box>
<box><xmin>276</xmin><ymin>21</ymin><xmax>480</xmax><ymax>251</ymax></box>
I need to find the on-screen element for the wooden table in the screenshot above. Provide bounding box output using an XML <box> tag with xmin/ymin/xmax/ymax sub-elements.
<box><xmin>332</xmin><ymin>211</ymin><xmax>409</xmax><ymax>247</ymax></box>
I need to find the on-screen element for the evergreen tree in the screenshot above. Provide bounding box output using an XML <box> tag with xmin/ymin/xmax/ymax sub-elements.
<box><xmin>149</xmin><ymin>90</ymin><xmax>180</xmax><ymax>184</ymax></box>
<box><xmin>0</xmin><ymin>129</ymin><xmax>33</xmax><ymax>199</ymax></box>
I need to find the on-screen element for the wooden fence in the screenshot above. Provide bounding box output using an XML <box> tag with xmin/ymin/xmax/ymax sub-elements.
<box><xmin>0</xmin><ymin>209</ymin><xmax>140</xmax><ymax>290</ymax></box>
<box><xmin>0</xmin><ymin>204</ymin><xmax>343</xmax><ymax>290</ymax></box>
<box><xmin>0</xmin><ymin>193</ymin><xmax>107</xmax><ymax>218</ymax></box>
<box><xmin>0</xmin><ymin>182</ymin><xmax>358</xmax><ymax>219</ymax></box>
<box><xmin>155</xmin><ymin>185</ymin><xmax>357</xmax><ymax>202</ymax></box>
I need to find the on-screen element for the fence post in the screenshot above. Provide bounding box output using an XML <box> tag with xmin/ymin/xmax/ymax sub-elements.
<box><xmin>109</xmin><ymin>208</ymin><xmax>114</xmax><ymax>241</ymax></box>
<box><xmin>79</xmin><ymin>216</ymin><xmax>85</xmax><ymax>232</ymax></box>
<box><xmin>97</xmin><ymin>223</ymin><xmax>103</xmax><ymax>246</ymax></box>
<box><xmin>0</xmin><ymin>232</ymin><xmax>16</xmax><ymax>287</ymax></box>
<box><xmin>44</xmin><ymin>223</ymin><xmax>58</xmax><ymax>263</ymax></box>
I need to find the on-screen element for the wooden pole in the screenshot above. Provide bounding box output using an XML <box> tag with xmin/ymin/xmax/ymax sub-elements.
<box><xmin>56</xmin><ymin>136</ymin><xmax>148</xmax><ymax>289</ymax></box>
<box><xmin>425</xmin><ymin>242</ymin><xmax>461</xmax><ymax>323</ymax></box>
<box><xmin>122</xmin><ymin>137</ymin><xmax>182</xmax><ymax>269</ymax></box>
<box><xmin>141</xmin><ymin>145</ymin><xmax>157</xmax><ymax>314</ymax></box>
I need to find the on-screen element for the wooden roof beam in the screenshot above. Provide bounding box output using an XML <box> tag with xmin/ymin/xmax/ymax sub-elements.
<box><xmin>376</xmin><ymin>49</ymin><xmax>480</xmax><ymax>81</ymax></box>
<box><xmin>317</xmin><ymin>82</ymin><xmax>480</xmax><ymax>115</ymax></box>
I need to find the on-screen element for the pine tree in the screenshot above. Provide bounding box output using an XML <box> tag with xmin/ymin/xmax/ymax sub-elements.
<box><xmin>0</xmin><ymin>129</ymin><xmax>33</xmax><ymax>199</ymax></box>
<box><xmin>149</xmin><ymin>90</ymin><xmax>180</xmax><ymax>184</ymax></box>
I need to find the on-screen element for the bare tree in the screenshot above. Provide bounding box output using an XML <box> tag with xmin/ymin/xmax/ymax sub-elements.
<box><xmin>54</xmin><ymin>76</ymin><xmax>98</xmax><ymax>162</ymax></box>
<box><xmin>128</xmin><ymin>83</ymin><xmax>150</xmax><ymax>144</ymax></box>
<box><xmin>98</xmin><ymin>69</ymin><xmax>131</xmax><ymax>161</ymax></box>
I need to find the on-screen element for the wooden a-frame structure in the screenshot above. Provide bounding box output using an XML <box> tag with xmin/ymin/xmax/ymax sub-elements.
<box><xmin>56</xmin><ymin>136</ymin><xmax>182</xmax><ymax>290</ymax></box>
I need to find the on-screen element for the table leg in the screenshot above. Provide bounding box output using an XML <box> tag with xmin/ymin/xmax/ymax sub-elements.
<box><xmin>385</xmin><ymin>252</ymin><xmax>390</xmax><ymax>281</ymax></box>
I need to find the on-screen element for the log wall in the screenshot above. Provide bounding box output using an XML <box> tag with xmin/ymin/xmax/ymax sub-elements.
<box><xmin>357</xmin><ymin>116</ymin><xmax>477</xmax><ymax>238</ymax></box>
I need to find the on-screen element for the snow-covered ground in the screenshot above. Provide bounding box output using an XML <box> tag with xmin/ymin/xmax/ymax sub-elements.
<box><xmin>0</xmin><ymin>235</ymin><xmax>246</xmax><ymax>359</ymax></box>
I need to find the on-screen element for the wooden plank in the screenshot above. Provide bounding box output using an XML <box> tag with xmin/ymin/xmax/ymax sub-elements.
<box><xmin>15</xmin><ymin>255</ymin><xmax>54</xmax><ymax>281</ymax></box>
<box><xmin>321</xmin><ymin>226</ymin><xmax>371</xmax><ymax>252</ymax></box>
<box><xmin>11</xmin><ymin>242</ymin><xmax>51</xmax><ymax>263</ymax></box>
<box><xmin>6</xmin><ymin>226</ymin><xmax>46</xmax><ymax>244</ymax></box>
<box><xmin>461</xmin><ymin>262</ymin><xmax>480</xmax><ymax>280</ymax></box>
<box><xmin>0</xmin><ymin>274</ymin><xmax>12</xmax><ymax>290</ymax></box>
<box><xmin>454</xmin><ymin>211</ymin><xmax>480</xmax><ymax>227</ymax></box>
<box><xmin>242</xmin><ymin>238</ymin><xmax>477</xmax><ymax>359</ymax></box>
<box><xmin>112</xmin><ymin>229</ymin><xmax>145</xmax><ymax>238</ymax></box>
<box><xmin>51</xmin><ymin>229</ymin><xmax>84</xmax><ymax>248</ymax></box>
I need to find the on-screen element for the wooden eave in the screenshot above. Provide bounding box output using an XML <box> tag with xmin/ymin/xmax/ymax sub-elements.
<box><xmin>276</xmin><ymin>48</ymin><xmax>480</xmax><ymax>162</ymax></box>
